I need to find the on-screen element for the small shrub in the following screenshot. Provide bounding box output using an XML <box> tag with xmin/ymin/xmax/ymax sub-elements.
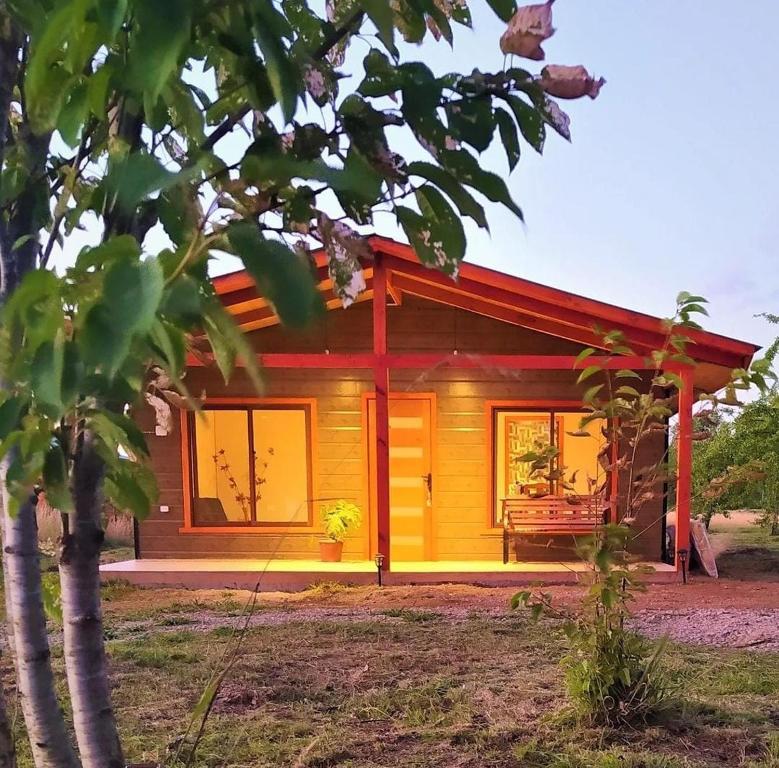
<box><xmin>515</xmin><ymin>525</ymin><xmax>677</xmax><ymax>726</ymax></box>
<box><xmin>321</xmin><ymin>500</ymin><xmax>362</xmax><ymax>542</ymax></box>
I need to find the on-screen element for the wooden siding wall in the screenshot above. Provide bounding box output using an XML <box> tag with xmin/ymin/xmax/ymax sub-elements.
<box><xmin>137</xmin><ymin>296</ymin><xmax>664</xmax><ymax>562</ymax></box>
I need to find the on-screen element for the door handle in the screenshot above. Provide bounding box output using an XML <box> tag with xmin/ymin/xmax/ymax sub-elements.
<box><xmin>422</xmin><ymin>472</ymin><xmax>432</xmax><ymax>506</ymax></box>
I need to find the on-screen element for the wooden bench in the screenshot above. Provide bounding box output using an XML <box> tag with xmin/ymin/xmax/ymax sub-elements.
<box><xmin>502</xmin><ymin>496</ymin><xmax>605</xmax><ymax>563</ymax></box>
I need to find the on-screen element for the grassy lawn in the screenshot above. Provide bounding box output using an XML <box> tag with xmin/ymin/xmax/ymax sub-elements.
<box><xmin>5</xmin><ymin>595</ymin><xmax>774</xmax><ymax>767</ymax></box>
<box><xmin>3</xmin><ymin>521</ymin><xmax>778</xmax><ymax>767</ymax></box>
<box><xmin>710</xmin><ymin>514</ymin><xmax>779</xmax><ymax>580</ymax></box>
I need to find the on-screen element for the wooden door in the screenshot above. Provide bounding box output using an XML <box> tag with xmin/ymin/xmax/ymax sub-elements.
<box><xmin>367</xmin><ymin>396</ymin><xmax>433</xmax><ymax>562</ymax></box>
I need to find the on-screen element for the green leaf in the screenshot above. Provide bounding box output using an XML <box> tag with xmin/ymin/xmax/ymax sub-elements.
<box><xmin>25</xmin><ymin>0</ymin><xmax>80</xmax><ymax>132</ymax></box>
<box><xmin>0</xmin><ymin>397</ymin><xmax>26</xmax><ymax>440</ymax></box>
<box><xmin>87</xmin><ymin>61</ymin><xmax>114</xmax><ymax>116</ymax></box>
<box><xmin>227</xmin><ymin>222</ymin><xmax>323</xmax><ymax>328</ymax></box>
<box><xmin>446</xmin><ymin>97</ymin><xmax>494</xmax><ymax>153</ymax></box>
<box><xmin>407</xmin><ymin>161</ymin><xmax>487</xmax><ymax>229</ymax></box>
<box><xmin>104</xmin><ymin>411</ymin><xmax>150</xmax><ymax>458</ymax></box>
<box><xmin>253</xmin><ymin>0</ymin><xmax>299</xmax><ymax>123</ymax></box>
<box><xmin>574</xmin><ymin>347</ymin><xmax>596</xmax><ymax>368</ymax></box>
<box><xmin>41</xmin><ymin>573</ymin><xmax>63</xmax><ymax>623</ymax></box>
<box><xmin>358</xmin><ymin>49</ymin><xmax>405</xmax><ymax>98</ymax></box>
<box><xmin>504</xmin><ymin>95</ymin><xmax>545</xmax><ymax>154</ymax></box>
<box><xmin>57</xmin><ymin>80</ymin><xmax>88</xmax><ymax>147</ymax></box>
<box><xmin>81</xmin><ymin>256</ymin><xmax>164</xmax><ymax>375</ymax></box>
<box><xmin>361</xmin><ymin>0</ymin><xmax>395</xmax><ymax>50</ymax></box>
<box><xmin>150</xmin><ymin>319</ymin><xmax>187</xmax><ymax>378</ymax></box>
<box><xmin>583</xmin><ymin>384</ymin><xmax>604</xmax><ymax>403</ymax></box>
<box><xmin>396</xmin><ymin>197</ymin><xmax>464</xmax><ymax>279</ymax></box>
<box><xmin>75</xmin><ymin>234</ymin><xmax>141</xmax><ymax>272</ymax></box>
<box><xmin>494</xmin><ymin>107</ymin><xmax>520</xmax><ymax>171</ymax></box>
<box><xmin>103</xmin><ymin>153</ymin><xmax>181</xmax><ymax>214</ymax></box>
<box><xmin>30</xmin><ymin>332</ymin><xmax>66</xmax><ymax>416</ymax></box>
<box><xmin>104</xmin><ymin>461</ymin><xmax>158</xmax><ymax>520</ymax></box>
<box><xmin>414</xmin><ymin>184</ymin><xmax>465</xmax><ymax>270</ymax></box>
<box><xmin>439</xmin><ymin>149</ymin><xmax>523</xmax><ymax>220</ymax></box>
<box><xmin>42</xmin><ymin>437</ymin><xmax>73</xmax><ymax>513</ymax></box>
<box><xmin>161</xmin><ymin>275</ymin><xmax>203</xmax><ymax>323</ymax></box>
<box><xmin>95</xmin><ymin>0</ymin><xmax>128</xmax><ymax>39</ymax></box>
<box><xmin>107</xmin><ymin>256</ymin><xmax>164</xmax><ymax>336</ymax></box>
<box><xmin>576</xmin><ymin>365</ymin><xmax>601</xmax><ymax>385</ymax></box>
<box><xmin>484</xmin><ymin>0</ymin><xmax>517</xmax><ymax>22</ymax></box>
<box><xmin>129</xmin><ymin>0</ymin><xmax>191</xmax><ymax>106</ymax></box>
<box><xmin>201</xmin><ymin>295</ymin><xmax>264</xmax><ymax>393</ymax></box>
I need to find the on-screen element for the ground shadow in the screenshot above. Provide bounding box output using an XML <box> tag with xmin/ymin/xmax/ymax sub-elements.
<box><xmin>717</xmin><ymin>545</ymin><xmax>779</xmax><ymax>581</ymax></box>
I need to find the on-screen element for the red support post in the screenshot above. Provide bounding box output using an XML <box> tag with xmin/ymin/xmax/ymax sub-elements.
<box><xmin>373</xmin><ymin>256</ymin><xmax>391</xmax><ymax>570</ymax></box>
<box><xmin>675</xmin><ymin>369</ymin><xmax>694</xmax><ymax>577</ymax></box>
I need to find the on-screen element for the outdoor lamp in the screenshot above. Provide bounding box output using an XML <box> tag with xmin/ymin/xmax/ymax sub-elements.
<box><xmin>374</xmin><ymin>552</ymin><xmax>385</xmax><ymax>587</ymax></box>
<box><xmin>678</xmin><ymin>548</ymin><xmax>689</xmax><ymax>585</ymax></box>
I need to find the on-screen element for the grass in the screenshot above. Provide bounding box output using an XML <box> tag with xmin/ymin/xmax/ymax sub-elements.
<box><xmin>710</xmin><ymin>517</ymin><xmax>779</xmax><ymax>580</ymax></box>
<box><xmin>5</xmin><ymin>606</ymin><xmax>772</xmax><ymax>767</ymax></box>
<box><xmin>2</xmin><ymin>520</ymin><xmax>777</xmax><ymax>766</ymax></box>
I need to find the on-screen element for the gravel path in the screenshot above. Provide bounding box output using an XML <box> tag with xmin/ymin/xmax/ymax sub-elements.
<box><xmin>630</xmin><ymin>608</ymin><xmax>779</xmax><ymax>651</ymax></box>
<box><xmin>109</xmin><ymin>604</ymin><xmax>779</xmax><ymax>652</ymax></box>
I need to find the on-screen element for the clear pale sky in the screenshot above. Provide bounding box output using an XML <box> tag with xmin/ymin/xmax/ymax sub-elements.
<box><xmin>380</xmin><ymin>0</ymin><xmax>778</xmax><ymax>352</ymax></box>
<box><xmin>58</xmin><ymin>1</ymin><xmax>777</xmax><ymax>352</ymax></box>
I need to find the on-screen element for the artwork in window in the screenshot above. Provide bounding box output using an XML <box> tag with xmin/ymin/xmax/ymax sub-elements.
<box><xmin>191</xmin><ymin>406</ymin><xmax>312</xmax><ymax>526</ymax></box>
<box><xmin>493</xmin><ymin>409</ymin><xmax>607</xmax><ymax>526</ymax></box>
<box><xmin>502</xmin><ymin>413</ymin><xmax>561</xmax><ymax>497</ymax></box>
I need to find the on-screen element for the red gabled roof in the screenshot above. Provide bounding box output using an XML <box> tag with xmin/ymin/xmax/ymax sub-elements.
<box><xmin>213</xmin><ymin>235</ymin><xmax>760</xmax><ymax>377</ymax></box>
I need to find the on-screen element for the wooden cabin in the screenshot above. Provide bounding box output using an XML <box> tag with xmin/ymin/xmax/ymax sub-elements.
<box><xmin>102</xmin><ymin>237</ymin><xmax>759</xmax><ymax>590</ymax></box>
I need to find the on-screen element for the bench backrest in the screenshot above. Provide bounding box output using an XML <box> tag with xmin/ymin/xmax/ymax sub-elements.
<box><xmin>502</xmin><ymin>495</ymin><xmax>604</xmax><ymax>530</ymax></box>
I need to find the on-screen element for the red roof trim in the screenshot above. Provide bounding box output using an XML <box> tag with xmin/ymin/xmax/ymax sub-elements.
<box><xmin>212</xmin><ymin>235</ymin><xmax>759</xmax><ymax>369</ymax></box>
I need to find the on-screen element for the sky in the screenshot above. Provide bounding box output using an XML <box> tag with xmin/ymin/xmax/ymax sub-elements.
<box><xmin>56</xmin><ymin>1</ymin><xmax>778</xmax><ymax>354</ymax></box>
<box><xmin>376</xmin><ymin>0</ymin><xmax>779</xmax><ymax>351</ymax></box>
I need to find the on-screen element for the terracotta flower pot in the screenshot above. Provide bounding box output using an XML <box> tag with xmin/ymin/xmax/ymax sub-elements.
<box><xmin>319</xmin><ymin>539</ymin><xmax>343</xmax><ymax>562</ymax></box>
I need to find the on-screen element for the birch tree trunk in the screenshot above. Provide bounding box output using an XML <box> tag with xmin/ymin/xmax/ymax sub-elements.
<box><xmin>0</xmin><ymin>472</ymin><xmax>79</xmax><ymax>768</ymax></box>
<box><xmin>59</xmin><ymin>433</ymin><xmax>123</xmax><ymax>768</ymax></box>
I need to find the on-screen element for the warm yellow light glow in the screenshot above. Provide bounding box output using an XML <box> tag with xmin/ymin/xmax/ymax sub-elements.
<box><xmin>252</xmin><ymin>409</ymin><xmax>310</xmax><ymax>523</ymax></box>
<box><xmin>193</xmin><ymin>407</ymin><xmax>312</xmax><ymax>525</ymax></box>
<box><xmin>493</xmin><ymin>409</ymin><xmax>607</xmax><ymax>524</ymax></box>
<box><xmin>195</xmin><ymin>410</ymin><xmax>251</xmax><ymax>522</ymax></box>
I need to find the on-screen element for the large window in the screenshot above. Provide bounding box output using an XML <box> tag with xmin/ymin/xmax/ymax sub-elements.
<box><xmin>492</xmin><ymin>408</ymin><xmax>607</xmax><ymax>526</ymax></box>
<box><xmin>189</xmin><ymin>403</ymin><xmax>314</xmax><ymax>527</ymax></box>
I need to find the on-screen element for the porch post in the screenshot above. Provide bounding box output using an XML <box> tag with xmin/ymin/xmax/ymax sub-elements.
<box><xmin>674</xmin><ymin>368</ymin><xmax>694</xmax><ymax>574</ymax></box>
<box><xmin>373</xmin><ymin>254</ymin><xmax>391</xmax><ymax>569</ymax></box>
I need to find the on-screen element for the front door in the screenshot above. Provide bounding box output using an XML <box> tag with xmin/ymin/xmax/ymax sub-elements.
<box><xmin>367</xmin><ymin>396</ymin><xmax>433</xmax><ymax>562</ymax></box>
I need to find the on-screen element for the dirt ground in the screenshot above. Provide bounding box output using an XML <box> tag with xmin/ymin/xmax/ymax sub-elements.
<box><xmin>100</xmin><ymin>514</ymin><xmax>779</xmax><ymax>653</ymax></box>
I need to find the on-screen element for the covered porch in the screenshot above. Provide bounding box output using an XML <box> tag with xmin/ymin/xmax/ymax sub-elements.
<box><xmin>118</xmin><ymin>237</ymin><xmax>759</xmax><ymax>588</ymax></box>
<box><xmin>100</xmin><ymin>557</ymin><xmax>679</xmax><ymax>591</ymax></box>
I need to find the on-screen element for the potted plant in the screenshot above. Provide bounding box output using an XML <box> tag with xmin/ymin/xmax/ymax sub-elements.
<box><xmin>320</xmin><ymin>500</ymin><xmax>362</xmax><ymax>562</ymax></box>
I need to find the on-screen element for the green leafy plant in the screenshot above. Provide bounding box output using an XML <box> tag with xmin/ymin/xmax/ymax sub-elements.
<box><xmin>0</xmin><ymin>0</ymin><xmax>609</xmax><ymax>762</ymax></box>
<box><xmin>512</xmin><ymin>294</ymin><xmax>775</xmax><ymax>726</ymax></box>
<box><xmin>515</xmin><ymin>525</ymin><xmax>676</xmax><ymax>726</ymax></box>
<box><xmin>321</xmin><ymin>500</ymin><xmax>362</xmax><ymax>543</ymax></box>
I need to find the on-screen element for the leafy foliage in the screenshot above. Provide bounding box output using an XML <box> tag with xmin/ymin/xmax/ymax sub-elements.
<box><xmin>515</xmin><ymin>526</ymin><xmax>676</xmax><ymax>726</ymax></box>
<box><xmin>0</xmin><ymin>0</ymin><xmax>603</xmax><ymax>524</ymax></box>
<box><xmin>321</xmin><ymin>499</ymin><xmax>362</xmax><ymax>542</ymax></box>
<box><xmin>511</xmin><ymin>294</ymin><xmax>775</xmax><ymax>725</ymax></box>
<box><xmin>688</xmin><ymin>393</ymin><xmax>779</xmax><ymax>526</ymax></box>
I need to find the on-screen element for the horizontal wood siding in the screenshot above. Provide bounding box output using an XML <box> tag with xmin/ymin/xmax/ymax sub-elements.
<box><xmin>137</xmin><ymin>295</ymin><xmax>664</xmax><ymax>563</ymax></box>
<box><xmin>137</xmin><ymin>368</ymin><xmax>373</xmax><ymax>560</ymax></box>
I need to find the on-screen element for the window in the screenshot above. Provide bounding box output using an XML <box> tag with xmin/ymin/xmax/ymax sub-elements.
<box><xmin>492</xmin><ymin>408</ymin><xmax>607</xmax><ymax>526</ymax></box>
<box><xmin>189</xmin><ymin>404</ymin><xmax>314</xmax><ymax>527</ymax></box>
